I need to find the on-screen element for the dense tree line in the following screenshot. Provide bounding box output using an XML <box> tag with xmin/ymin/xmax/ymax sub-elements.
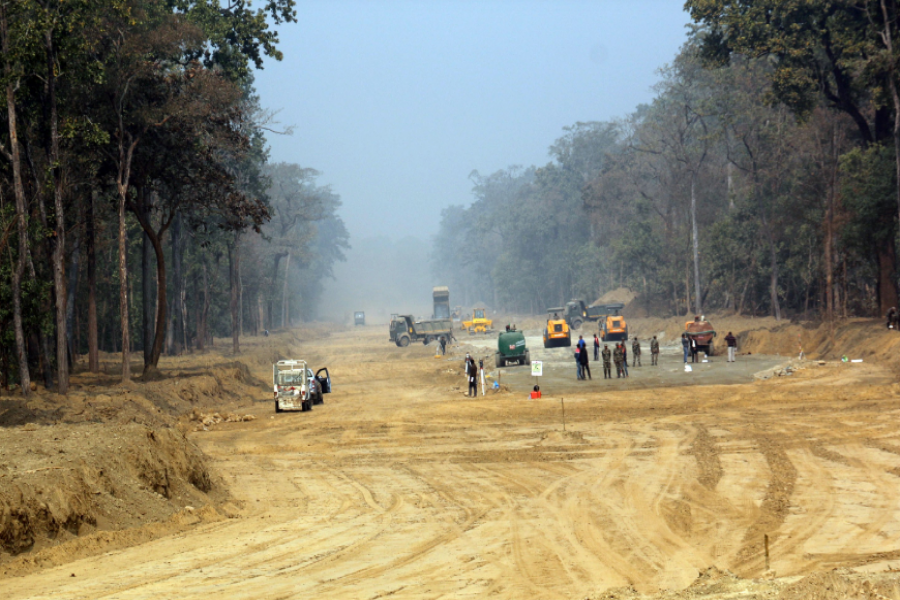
<box><xmin>0</xmin><ymin>0</ymin><xmax>347</xmax><ymax>394</ymax></box>
<box><xmin>434</xmin><ymin>4</ymin><xmax>900</xmax><ymax>322</ymax></box>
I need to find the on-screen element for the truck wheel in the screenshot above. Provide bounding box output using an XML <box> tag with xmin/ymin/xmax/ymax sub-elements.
<box><xmin>572</xmin><ymin>318</ymin><xmax>583</xmax><ymax>330</ymax></box>
<box><xmin>495</xmin><ymin>354</ymin><xmax>502</xmax><ymax>368</ymax></box>
<box><xmin>524</xmin><ymin>351</ymin><xmax>530</xmax><ymax>365</ymax></box>
<box><xmin>398</xmin><ymin>335</ymin><xmax>410</xmax><ymax>347</ymax></box>
<box><xmin>275</xmin><ymin>401</ymin><xmax>282</xmax><ymax>413</ymax></box>
<box><xmin>708</xmin><ymin>342</ymin><xmax>715</xmax><ymax>356</ymax></box>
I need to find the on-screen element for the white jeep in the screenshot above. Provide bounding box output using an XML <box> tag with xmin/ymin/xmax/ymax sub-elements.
<box><xmin>273</xmin><ymin>360</ymin><xmax>332</xmax><ymax>413</ymax></box>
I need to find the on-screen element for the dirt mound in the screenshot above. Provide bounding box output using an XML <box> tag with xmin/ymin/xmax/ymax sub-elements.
<box><xmin>0</xmin><ymin>421</ymin><xmax>222</xmax><ymax>566</ymax></box>
<box><xmin>594</xmin><ymin>287</ymin><xmax>638</xmax><ymax>307</ymax></box>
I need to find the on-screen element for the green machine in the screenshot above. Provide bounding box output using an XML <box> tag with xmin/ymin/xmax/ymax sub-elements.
<box><xmin>495</xmin><ymin>328</ymin><xmax>530</xmax><ymax>367</ymax></box>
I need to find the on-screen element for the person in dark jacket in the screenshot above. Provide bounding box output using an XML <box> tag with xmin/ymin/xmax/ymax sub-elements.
<box><xmin>579</xmin><ymin>342</ymin><xmax>592</xmax><ymax>380</ymax></box>
<box><xmin>725</xmin><ymin>331</ymin><xmax>737</xmax><ymax>363</ymax></box>
<box><xmin>691</xmin><ymin>337</ymin><xmax>699</xmax><ymax>363</ymax></box>
<box><xmin>467</xmin><ymin>358</ymin><xmax>478</xmax><ymax>397</ymax></box>
<box><xmin>574</xmin><ymin>346</ymin><xmax>584</xmax><ymax>380</ymax></box>
<box><xmin>622</xmin><ymin>343</ymin><xmax>629</xmax><ymax>377</ymax></box>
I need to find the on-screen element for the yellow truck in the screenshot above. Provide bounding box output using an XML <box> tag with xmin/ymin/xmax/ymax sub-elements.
<box><xmin>461</xmin><ymin>307</ymin><xmax>493</xmax><ymax>334</ymax></box>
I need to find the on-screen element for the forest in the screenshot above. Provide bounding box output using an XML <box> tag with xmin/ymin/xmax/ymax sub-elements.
<box><xmin>0</xmin><ymin>0</ymin><xmax>348</xmax><ymax>394</ymax></box>
<box><xmin>433</xmin><ymin>1</ymin><xmax>900</xmax><ymax>325</ymax></box>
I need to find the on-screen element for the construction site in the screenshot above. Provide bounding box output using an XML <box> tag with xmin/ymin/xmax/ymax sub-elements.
<box><xmin>3</xmin><ymin>309</ymin><xmax>900</xmax><ymax>600</ymax></box>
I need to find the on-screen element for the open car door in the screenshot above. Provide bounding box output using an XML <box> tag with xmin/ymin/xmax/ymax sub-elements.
<box><xmin>316</xmin><ymin>368</ymin><xmax>331</xmax><ymax>393</ymax></box>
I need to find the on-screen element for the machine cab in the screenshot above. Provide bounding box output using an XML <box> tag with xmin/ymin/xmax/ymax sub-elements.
<box><xmin>474</xmin><ymin>308</ymin><xmax>485</xmax><ymax>320</ymax></box>
<box><xmin>315</xmin><ymin>368</ymin><xmax>331</xmax><ymax>394</ymax></box>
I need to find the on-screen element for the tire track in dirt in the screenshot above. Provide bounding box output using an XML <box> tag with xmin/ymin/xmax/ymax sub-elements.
<box><xmin>733</xmin><ymin>433</ymin><xmax>797</xmax><ymax>573</ymax></box>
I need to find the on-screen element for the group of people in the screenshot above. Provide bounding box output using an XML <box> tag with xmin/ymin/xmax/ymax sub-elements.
<box><xmin>680</xmin><ymin>332</ymin><xmax>739</xmax><ymax>363</ymax></box>
<box><xmin>575</xmin><ymin>334</ymin><xmax>662</xmax><ymax>380</ymax></box>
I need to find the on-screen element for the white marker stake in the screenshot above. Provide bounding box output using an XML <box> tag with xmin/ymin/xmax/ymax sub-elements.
<box><xmin>480</xmin><ymin>366</ymin><xmax>486</xmax><ymax>396</ymax></box>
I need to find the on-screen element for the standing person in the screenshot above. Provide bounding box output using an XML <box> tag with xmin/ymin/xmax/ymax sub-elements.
<box><xmin>632</xmin><ymin>337</ymin><xmax>642</xmax><ymax>367</ymax></box>
<box><xmin>622</xmin><ymin>343</ymin><xmax>629</xmax><ymax>377</ymax></box>
<box><xmin>467</xmin><ymin>357</ymin><xmax>478</xmax><ymax>397</ymax></box>
<box><xmin>725</xmin><ymin>331</ymin><xmax>737</xmax><ymax>363</ymax></box>
<box><xmin>439</xmin><ymin>336</ymin><xmax>447</xmax><ymax>355</ymax></box>
<box><xmin>602</xmin><ymin>344</ymin><xmax>612</xmax><ymax>379</ymax></box>
<box><xmin>574</xmin><ymin>346</ymin><xmax>584</xmax><ymax>380</ymax></box>
<box><xmin>580</xmin><ymin>342</ymin><xmax>592</xmax><ymax>380</ymax></box>
<box><xmin>593</xmin><ymin>334</ymin><xmax>600</xmax><ymax>361</ymax></box>
<box><xmin>681</xmin><ymin>334</ymin><xmax>690</xmax><ymax>363</ymax></box>
<box><xmin>690</xmin><ymin>336</ymin><xmax>699</xmax><ymax>363</ymax></box>
<box><xmin>613</xmin><ymin>343</ymin><xmax>624</xmax><ymax>378</ymax></box>
<box><xmin>577</xmin><ymin>335</ymin><xmax>586</xmax><ymax>352</ymax></box>
<box><xmin>888</xmin><ymin>307</ymin><xmax>897</xmax><ymax>330</ymax></box>
<box><xmin>650</xmin><ymin>336</ymin><xmax>660</xmax><ymax>366</ymax></box>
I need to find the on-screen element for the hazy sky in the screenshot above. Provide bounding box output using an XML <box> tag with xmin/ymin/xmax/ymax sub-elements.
<box><xmin>253</xmin><ymin>0</ymin><xmax>692</xmax><ymax>242</ymax></box>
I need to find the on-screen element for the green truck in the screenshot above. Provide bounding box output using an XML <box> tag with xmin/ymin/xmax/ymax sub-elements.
<box><xmin>495</xmin><ymin>328</ymin><xmax>529</xmax><ymax>367</ymax></box>
<box><xmin>389</xmin><ymin>315</ymin><xmax>453</xmax><ymax>347</ymax></box>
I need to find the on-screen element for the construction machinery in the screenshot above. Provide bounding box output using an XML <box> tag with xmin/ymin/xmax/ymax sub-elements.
<box><xmin>595</xmin><ymin>303</ymin><xmax>628</xmax><ymax>342</ymax></box>
<box><xmin>543</xmin><ymin>309</ymin><xmax>572</xmax><ymax>348</ymax></box>
<box><xmin>353</xmin><ymin>311</ymin><xmax>365</xmax><ymax>326</ymax></box>
<box><xmin>272</xmin><ymin>360</ymin><xmax>331</xmax><ymax>413</ymax></box>
<box><xmin>685</xmin><ymin>315</ymin><xmax>716</xmax><ymax>356</ymax></box>
<box><xmin>461</xmin><ymin>307</ymin><xmax>493</xmax><ymax>334</ymax></box>
<box><xmin>433</xmin><ymin>286</ymin><xmax>450</xmax><ymax>319</ymax></box>
<box><xmin>451</xmin><ymin>306</ymin><xmax>463</xmax><ymax>322</ymax></box>
<box><xmin>389</xmin><ymin>315</ymin><xmax>453</xmax><ymax>347</ymax></box>
<box><xmin>495</xmin><ymin>327</ymin><xmax>530</xmax><ymax>367</ymax></box>
<box><xmin>560</xmin><ymin>299</ymin><xmax>610</xmax><ymax>329</ymax></box>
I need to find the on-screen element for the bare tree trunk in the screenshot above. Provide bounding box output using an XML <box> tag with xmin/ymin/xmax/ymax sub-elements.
<box><xmin>690</xmin><ymin>172</ymin><xmax>702</xmax><ymax>316</ymax></box>
<box><xmin>66</xmin><ymin>229</ymin><xmax>80</xmax><ymax>366</ymax></box>
<box><xmin>880</xmin><ymin>0</ymin><xmax>900</xmax><ymax>317</ymax></box>
<box><xmin>141</xmin><ymin>216</ymin><xmax>154</xmax><ymax>366</ymax></box>
<box><xmin>116</xmin><ymin>134</ymin><xmax>137</xmax><ymax>383</ymax></box>
<box><xmin>197</xmin><ymin>263</ymin><xmax>209</xmax><ymax>351</ymax></box>
<box><xmin>760</xmin><ymin>211</ymin><xmax>782</xmax><ymax>321</ymax></box>
<box><xmin>86</xmin><ymin>191</ymin><xmax>99</xmax><ymax>373</ymax></box>
<box><xmin>230</xmin><ymin>233</ymin><xmax>240</xmax><ymax>354</ymax></box>
<box><xmin>281</xmin><ymin>251</ymin><xmax>291</xmax><ymax>328</ymax></box>
<box><xmin>1</xmin><ymin>6</ymin><xmax>31</xmax><ymax>395</ymax></box>
<box><xmin>169</xmin><ymin>212</ymin><xmax>183</xmax><ymax>355</ymax></box>
<box><xmin>45</xmin><ymin>29</ymin><xmax>68</xmax><ymax>394</ymax></box>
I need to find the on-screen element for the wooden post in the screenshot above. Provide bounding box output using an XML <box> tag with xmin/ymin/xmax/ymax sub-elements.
<box><xmin>561</xmin><ymin>397</ymin><xmax>566</xmax><ymax>432</ymax></box>
<box><xmin>764</xmin><ymin>534</ymin><xmax>770</xmax><ymax>571</ymax></box>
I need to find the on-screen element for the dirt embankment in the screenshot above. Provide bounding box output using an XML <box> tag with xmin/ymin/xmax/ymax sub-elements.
<box><xmin>0</xmin><ymin>326</ymin><xmax>327</xmax><ymax>576</ymax></box>
<box><xmin>592</xmin><ymin>567</ymin><xmax>900</xmax><ymax>600</ymax></box>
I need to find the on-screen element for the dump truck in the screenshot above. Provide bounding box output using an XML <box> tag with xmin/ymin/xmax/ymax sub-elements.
<box><xmin>495</xmin><ymin>327</ymin><xmax>529</xmax><ymax>367</ymax></box>
<box><xmin>353</xmin><ymin>311</ymin><xmax>365</xmax><ymax>326</ymax></box>
<box><xmin>273</xmin><ymin>359</ymin><xmax>331</xmax><ymax>413</ymax></box>
<box><xmin>389</xmin><ymin>315</ymin><xmax>453</xmax><ymax>347</ymax></box>
<box><xmin>451</xmin><ymin>306</ymin><xmax>463</xmax><ymax>322</ymax></box>
<box><xmin>433</xmin><ymin>286</ymin><xmax>450</xmax><ymax>319</ymax></box>
<box><xmin>461</xmin><ymin>307</ymin><xmax>493</xmax><ymax>334</ymax></box>
<box><xmin>543</xmin><ymin>308</ymin><xmax>572</xmax><ymax>348</ymax></box>
<box><xmin>685</xmin><ymin>315</ymin><xmax>716</xmax><ymax>356</ymax></box>
<box><xmin>560</xmin><ymin>299</ymin><xmax>608</xmax><ymax>329</ymax></box>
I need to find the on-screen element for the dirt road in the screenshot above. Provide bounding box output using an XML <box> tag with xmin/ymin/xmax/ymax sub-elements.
<box><xmin>5</xmin><ymin>325</ymin><xmax>900</xmax><ymax>599</ymax></box>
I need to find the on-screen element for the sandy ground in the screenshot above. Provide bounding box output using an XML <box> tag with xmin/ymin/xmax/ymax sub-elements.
<box><xmin>4</xmin><ymin>322</ymin><xmax>900</xmax><ymax>599</ymax></box>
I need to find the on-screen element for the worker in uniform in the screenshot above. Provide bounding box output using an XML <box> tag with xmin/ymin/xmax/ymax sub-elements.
<box><xmin>621</xmin><ymin>343</ymin><xmax>629</xmax><ymax>377</ymax></box>
<box><xmin>593</xmin><ymin>334</ymin><xmax>600</xmax><ymax>361</ymax></box>
<box><xmin>439</xmin><ymin>336</ymin><xmax>447</xmax><ymax>355</ymax></box>
<box><xmin>613</xmin><ymin>343</ymin><xmax>624</xmax><ymax>378</ymax></box>
<box><xmin>632</xmin><ymin>337</ymin><xmax>641</xmax><ymax>367</ymax></box>
<box><xmin>650</xmin><ymin>336</ymin><xmax>660</xmax><ymax>366</ymax></box>
<box><xmin>602</xmin><ymin>344</ymin><xmax>612</xmax><ymax>379</ymax></box>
